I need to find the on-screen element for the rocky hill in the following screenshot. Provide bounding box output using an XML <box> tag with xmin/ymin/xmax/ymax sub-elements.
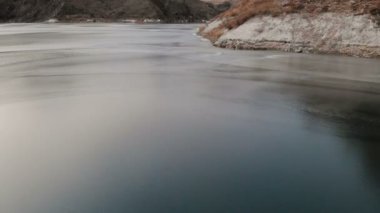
<box><xmin>200</xmin><ymin>0</ymin><xmax>380</xmax><ymax>58</ymax></box>
<box><xmin>0</xmin><ymin>0</ymin><xmax>229</xmax><ymax>22</ymax></box>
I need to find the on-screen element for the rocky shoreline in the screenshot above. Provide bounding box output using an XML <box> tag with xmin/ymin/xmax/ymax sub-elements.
<box><xmin>216</xmin><ymin>39</ymin><xmax>380</xmax><ymax>58</ymax></box>
<box><xmin>200</xmin><ymin>0</ymin><xmax>380</xmax><ymax>58</ymax></box>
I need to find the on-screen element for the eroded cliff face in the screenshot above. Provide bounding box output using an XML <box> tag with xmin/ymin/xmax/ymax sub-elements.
<box><xmin>0</xmin><ymin>0</ymin><xmax>228</xmax><ymax>22</ymax></box>
<box><xmin>201</xmin><ymin>0</ymin><xmax>380</xmax><ymax>57</ymax></box>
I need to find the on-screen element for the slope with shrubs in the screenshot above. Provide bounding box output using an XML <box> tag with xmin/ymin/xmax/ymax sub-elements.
<box><xmin>0</xmin><ymin>0</ymin><xmax>229</xmax><ymax>22</ymax></box>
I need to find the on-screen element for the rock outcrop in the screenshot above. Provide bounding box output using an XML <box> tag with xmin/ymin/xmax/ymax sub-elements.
<box><xmin>0</xmin><ymin>0</ymin><xmax>229</xmax><ymax>22</ymax></box>
<box><xmin>200</xmin><ymin>0</ymin><xmax>380</xmax><ymax>58</ymax></box>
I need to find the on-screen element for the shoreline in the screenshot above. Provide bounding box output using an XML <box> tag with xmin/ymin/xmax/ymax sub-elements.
<box><xmin>199</xmin><ymin>0</ymin><xmax>380</xmax><ymax>59</ymax></box>
<box><xmin>0</xmin><ymin>18</ymin><xmax>208</xmax><ymax>25</ymax></box>
<box><xmin>200</xmin><ymin>13</ymin><xmax>380</xmax><ymax>58</ymax></box>
<box><xmin>212</xmin><ymin>39</ymin><xmax>380</xmax><ymax>59</ymax></box>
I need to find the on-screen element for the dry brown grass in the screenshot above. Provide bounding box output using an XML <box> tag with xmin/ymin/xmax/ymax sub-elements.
<box><xmin>205</xmin><ymin>27</ymin><xmax>226</xmax><ymax>42</ymax></box>
<box><xmin>202</xmin><ymin>0</ymin><xmax>283</xmax><ymax>41</ymax></box>
<box><xmin>222</xmin><ymin>0</ymin><xmax>282</xmax><ymax>29</ymax></box>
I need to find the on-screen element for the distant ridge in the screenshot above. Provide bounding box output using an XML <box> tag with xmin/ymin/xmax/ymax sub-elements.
<box><xmin>0</xmin><ymin>0</ymin><xmax>230</xmax><ymax>22</ymax></box>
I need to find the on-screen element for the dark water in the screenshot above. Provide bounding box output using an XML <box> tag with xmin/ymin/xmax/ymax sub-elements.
<box><xmin>0</xmin><ymin>24</ymin><xmax>380</xmax><ymax>213</ymax></box>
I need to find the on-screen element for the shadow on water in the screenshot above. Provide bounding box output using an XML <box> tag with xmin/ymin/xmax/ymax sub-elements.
<box><xmin>234</xmin><ymin>51</ymin><xmax>380</xmax><ymax>193</ymax></box>
<box><xmin>292</xmin><ymin>84</ymin><xmax>380</xmax><ymax>191</ymax></box>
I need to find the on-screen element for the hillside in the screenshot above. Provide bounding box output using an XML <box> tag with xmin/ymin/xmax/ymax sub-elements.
<box><xmin>202</xmin><ymin>0</ymin><xmax>239</xmax><ymax>4</ymax></box>
<box><xmin>0</xmin><ymin>0</ymin><xmax>229</xmax><ymax>22</ymax></box>
<box><xmin>200</xmin><ymin>0</ymin><xmax>380</xmax><ymax>57</ymax></box>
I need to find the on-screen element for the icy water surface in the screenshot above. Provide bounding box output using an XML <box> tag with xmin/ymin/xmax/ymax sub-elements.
<box><xmin>0</xmin><ymin>24</ymin><xmax>380</xmax><ymax>213</ymax></box>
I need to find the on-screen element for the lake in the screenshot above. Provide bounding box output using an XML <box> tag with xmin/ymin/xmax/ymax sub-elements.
<box><xmin>0</xmin><ymin>23</ymin><xmax>379</xmax><ymax>213</ymax></box>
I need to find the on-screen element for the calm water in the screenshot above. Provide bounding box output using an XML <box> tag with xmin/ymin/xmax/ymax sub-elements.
<box><xmin>0</xmin><ymin>24</ymin><xmax>380</xmax><ymax>213</ymax></box>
